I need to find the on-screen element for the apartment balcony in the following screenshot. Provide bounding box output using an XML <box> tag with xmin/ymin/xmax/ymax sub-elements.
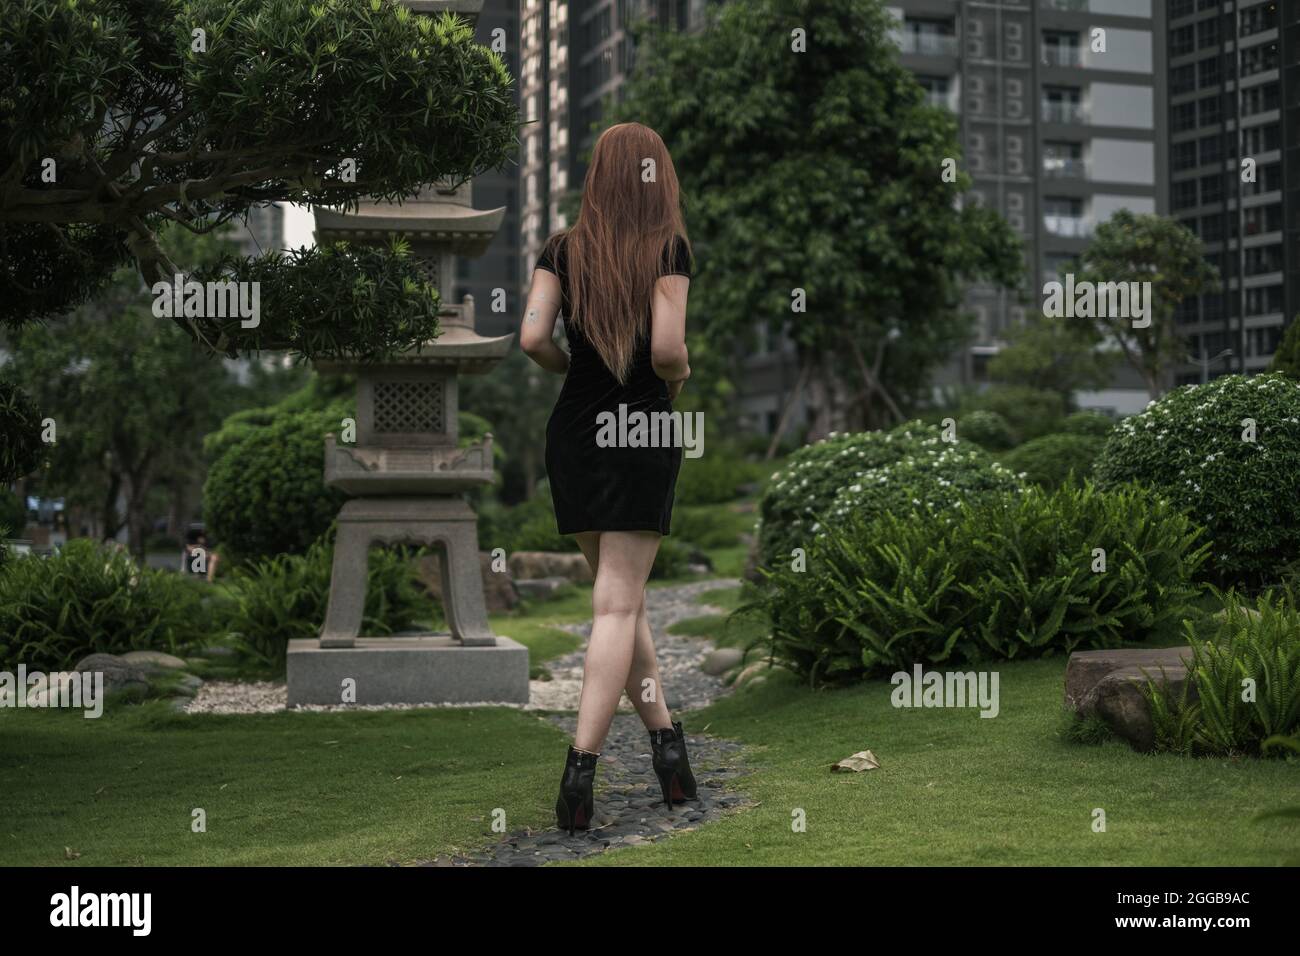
<box><xmin>1043</xmin><ymin>158</ymin><xmax>1088</xmax><ymax>179</ymax></box>
<box><xmin>899</xmin><ymin>33</ymin><xmax>958</xmax><ymax>56</ymax></box>
<box><xmin>1042</xmin><ymin>47</ymin><xmax>1083</xmax><ymax>68</ymax></box>
<box><xmin>1044</xmin><ymin>216</ymin><xmax>1091</xmax><ymax>238</ymax></box>
<box><xmin>1040</xmin><ymin>0</ymin><xmax>1090</xmax><ymax>9</ymax></box>
<box><xmin>1042</xmin><ymin>102</ymin><xmax>1088</xmax><ymax>124</ymax></box>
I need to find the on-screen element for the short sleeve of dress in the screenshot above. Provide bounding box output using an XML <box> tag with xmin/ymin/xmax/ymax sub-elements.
<box><xmin>535</xmin><ymin>236</ymin><xmax>559</xmax><ymax>275</ymax></box>
<box><xmin>662</xmin><ymin>237</ymin><xmax>692</xmax><ymax>278</ymax></box>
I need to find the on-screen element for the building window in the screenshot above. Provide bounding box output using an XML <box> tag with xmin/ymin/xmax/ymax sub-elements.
<box><xmin>1240</xmin><ymin>82</ymin><xmax>1280</xmax><ymax>116</ymax></box>
<box><xmin>1041</xmin><ymin>30</ymin><xmax>1081</xmax><ymax>67</ymax></box>
<box><xmin>900</xmin><ymin>18</ymin><xmax>957</xmax><ymax>56</ymax></box>
<box><xmin>1240</xmin><ymin>43</ymin><xmax>1279</xmax><ymax>77</ymax></box>
<box><xmin>1172</xmin><ymin>179</ymin><xmax>1199</xmax><ymax>210</ymax></box>
<box><xmin>1241</xmin><ymin>4</ymin><xmax>1279</xmax><ymax>37</ymax></box>
<box><xmin>1173</xmin><ymin>140</ymin><xmax>1198</xmax><ymax>171</ymax></box>
<box><xmin>1043</xmin><ymin>197</ymin><xmax>1086</xmax><ymax>237</ymax></box>
<box><xmin>1043</xmin><ymin>141</ymin><xmax>1085</xmax><ymax>178</ymax></box>
<box><xmin>1198</xmin><ymin>95</ymin><xmax>1222</xmax><ymax>125</ymax></box>
<box><xmin>1042</xmin><ymin>86</ymin><xmax>1084</xmax><ymax>123</ymax></box>
<box><xmin>1170</xmin><ymin>24</ymin><xmax>1195</xmax><ymax>58</ymax></box>
<box><xmin>1172</xmin><ymin>101</ymin><xmax>1197</xmax><ymax>132</ymax></box>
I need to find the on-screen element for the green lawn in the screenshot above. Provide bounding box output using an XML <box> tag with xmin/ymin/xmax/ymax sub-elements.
<box><xmin>5</xmin><ymin>582</ymin><xmax>1296</xmax><ymax>867</ymax></box>
<box><xmin>570</xmin><ymin>654</ymin><xmax>1300</xmax><ymax>866</ymax></box>
<box><xmin>0</xmin><ymin>702</ymin><xmax>565</xmax><ymax>866</ymax></box>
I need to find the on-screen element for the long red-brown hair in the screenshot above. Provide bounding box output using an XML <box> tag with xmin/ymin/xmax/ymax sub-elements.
<box><xmin>547</xmin><ymin>122</ymin><xmax>691</xmax><ymax>384</ymax></box>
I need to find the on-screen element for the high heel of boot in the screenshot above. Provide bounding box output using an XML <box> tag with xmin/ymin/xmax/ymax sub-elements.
<box><xmin>653</xmin><ymin>764</ymin><xmax>686</xmax><ymax>810</ymax></box>
<box><xmin>555</xmin><ymin>745</ymin><xmax>598</xmax><ymax>835</ymax></box>
<box><xmin>650</xmin><ymin>721</ymin><xmax>698</xmax><ymax>810</ymax></box>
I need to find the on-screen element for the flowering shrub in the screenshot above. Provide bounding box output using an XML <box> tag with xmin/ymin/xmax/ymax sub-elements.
<box><xmin>823</xmin><ymin>444</ymin><xmax>1023</xmax><ymax>535</ymax></box>
<box><xmin>755</xmin><ymin>421</ymin><xmax>940</xmax><ymax>570</ymax></box>
<box><xmin>998</xmin><ymin>432</ymin><xmax>1105</xmax><ymax>490</ymax></box>
<box><xmin>750</xmin><ymin>483</ymin><xmax>1207</xmax><ymax>684</ymax></box>
<box><xmin>1095</xmin><ymin>373</ymin><xmax>1300</xmax><ymax>586</ymax></box>
<box><xmin>957</xmin><ymin>409</ymin><xmax>1016</xmax><ymax>451</ymax></box>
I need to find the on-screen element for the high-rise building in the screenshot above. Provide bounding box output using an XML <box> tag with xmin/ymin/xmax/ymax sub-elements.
<box><xmin>518</xmin><ymin>1</ymin><xmax>709</xmax><ymax>293</ymax></box>
<box><xmin>461</xmin><ymin>0</ymin><xmax>524</xmax><ymax>337</ymax></box>
<box><xmin>888</xmin><ymin>0</ymin><xmax>1165</xmax><ymax>414</ymax></box>
<box><xmin>1168</xmin><ymin>0</ymin><xmax>1299</xmax><ymax>385</ymax></box>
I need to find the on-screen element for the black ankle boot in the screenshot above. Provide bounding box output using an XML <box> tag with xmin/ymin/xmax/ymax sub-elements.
<box><xmin>650</xmin><ymin>720</ymin><xmax>699</xmax><ymax>809</ymax></box>
<box><xmin>555</xmin><ymin>745</ymin><xmax>599</xmax><ymax>835</ymax></box>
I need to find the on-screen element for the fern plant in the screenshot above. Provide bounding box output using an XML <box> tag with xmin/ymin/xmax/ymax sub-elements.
<box><xmin>1146</xmin><ymin>589</ymin><xmax>1300</xmax><ymax>756</ymax></box>
<box><xmin>753</xmin><ymin>482</ymin><xmax>1207</xmax><ymax>685</ymax></box>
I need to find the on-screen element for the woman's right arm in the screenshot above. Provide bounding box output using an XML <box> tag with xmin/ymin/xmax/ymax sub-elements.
<box><xmin>651</xmin><ymin>274</ymin><xmax>690</xmax><ymax>384</ymax></box>
<box><xmin>519</xmin><ymin>268</ymin><xmax>569</xmax><ymax>374</ymax></box>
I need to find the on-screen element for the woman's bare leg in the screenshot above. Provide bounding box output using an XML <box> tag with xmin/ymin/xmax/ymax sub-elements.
<box><xmin>571</xmin><ymin>530</ymin><xmax>662</xmax><ymax>753</ymax></box>
<box><xmin>624</xmin><ymin>593</ymin><xmax>673</xmax><ymax>731</ymax></box>
<box><xmin>573</xmin><ymin>534</ymin><xmax>673</xmax><ymax>734</ymax></box>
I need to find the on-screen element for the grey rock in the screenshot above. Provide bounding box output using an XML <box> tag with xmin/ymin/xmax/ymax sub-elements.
<box><xmin>509</xmin><ymin>551</ymin><xmax>593</xmax><ymax>583</ymax></box>
<box><xmin>1064</xmin><ymin>646</ymin><xmax>1193</xmax><ymax>712</ymax></box>
<box><xmin>74</xmin><ymin>653</ymin><xmax>150</xmax><ymax>697</ymax></box>
<box><xmin>701</xmin><ymin>647</ymin><xmax>744</xmax><ymax>676</ymax></box>
<box><xmin>515</xmin><ymin>577</ymin><xmax>570</xmax><ymax>600</ymax></box>
<box><xmin>120</xmin><ymin>650</ymin><xmax>189</xmax><ymax>672</ymax></box>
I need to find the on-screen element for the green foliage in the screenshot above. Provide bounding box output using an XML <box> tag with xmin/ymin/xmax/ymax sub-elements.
<box><xmin>1061</xmin><ymin>410</ymin><xmax>1117</xmax><ymax>439</ymax></box>
<box><xmin>1073</xmin><ymin>211</ymin><xmax>1219</xmax><ymax>396</ymax></box>
<box><xmin>479</xmin><ymin>485</ymin><xmax>577</xmax><ymax>555</ymax></box>
<box><xmin>756</xmin><ymin>421</ymin><xmax>941</xmax><ymax>571</ymax></box>
<box><xmin>1095</xmin><ymin>373</ymin><xmax>1300</xmax><ymax>586</ymax></box>
<box><xmin>0</xmin><ymin>487</ymin><xmax>27</xmax><ymax>536</ymax></box>
<box><xmin>986</xmin><ymin>309</ymin><xmax>1118</xmax><ymax>402</ymax></box>
<box><xmin>672</xmin><ymin>505</ymin><xmax>748</xmax><ymax>550</ymax></box>
<box><xmin>220</xmin><ymin>530</ymin><xmax>435</xmax><ymax>675</ymax></box>
<box><xmin>0</xmin><ymin>378</ymin><xmax>47</xmax><ymax>484</ymax></box>
<box><xmin>9</xmin><ymin>248</ymin><xmax>243</xmax><ymax>552</ymax></box>
<box><xmin>998</xmin><ymin>433</ymin><xmax>1105</xmax><ymax>490</ymax></box>
<box><xmin>191</xmin><ymin>239</ymin><xmax>442</xmax><ymax>360</ymax></box>
<box><xmin>0</xmin><ymin>540</ymin><xmax>210</xmax><ymax>672</ymax></box>
<box><xmin>612</xmin><ymin>0</ymin><xmax>1022</xmax><ymax>420</ymax></box>
<box><xmin>203</xmin><ymin>404</ymin><xmax>350</xmax><ymax>562</ymax></box>
<box><xmin>653</xmin><ymin>536</ymin><xmax>693</xmax><ymax>580</ymax></box>
<box><xmin>1147</xmin><ymin>590</ymin><xmax>1300</xmax><ymax>757</ymax></box>
<box><xmin>1271</xmin><ymin>316</ymin><xmax>1300</xmax><ymax>380</ymax></box>
<box><xmin>675</xmin><ymin>445</ymin><xmax>761</xmax><ymax>505</ymax></box>
<box><xmin>825</xmin><ymin>444</ymin><xmax>1023</xmax><ymax>531</ymax></box>
<box><xmin>752</xmin><ymin>482</ymin><xmax>1208</xmax><ymax>685</ymax></box>
<box><xmin>0</xmin><ymin>0</ymin><xmax>517</xmax><ymax>338</ymax></box>
<box><xmin>960</xmin><ymin>385</ymin><xmax>1068</xmax><ymax>443</ymax></box>
<box><xmin>956</xmin><ymin>410</ymin><xmax>1015</xmax><ymax>451</ymax></box>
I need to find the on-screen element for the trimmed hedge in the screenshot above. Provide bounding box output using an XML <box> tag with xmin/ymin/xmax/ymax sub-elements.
<box><xmin>822</xmin><ymin>443</ymin><xmax>1023</xmax><ymax>535</ymax></box>
<box><xmin>753</xmin><ymin>482</ymin><xmax>1208</xmax><ymax>685</ymax></box>
<box><xmin>957</xmin><ymin>410</ymin><xmax>1015</xmax><ymax>451</ymax></box>
<box><xmin>756</xmin><ymin>421</ymin><xmax>943</xmax><ymax>572</ymax></box>
<box><xmin>1095</xmin><ymin>373</ymin><xmax>1300</xmax><ymax>586</ymax></box>
<box><xmin>999</xmin><ymin>432</ymin><xmax>1105</xmax><ymax>490</ymax></box>
<box><xmin>203</xmin><ymin>404</ymin><xmax>350</xmax><ymax>562</ymax></box>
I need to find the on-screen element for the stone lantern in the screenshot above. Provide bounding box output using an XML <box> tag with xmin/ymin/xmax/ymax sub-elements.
<box><xmin>285</xmin><ymin>0</ymin><xmax>527</xmax><ymax>707</ymax></box>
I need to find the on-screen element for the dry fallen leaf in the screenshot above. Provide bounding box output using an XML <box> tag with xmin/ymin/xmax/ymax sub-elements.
<box><xmin>831</xmin><ymin>750</ymin><xmax>880</xmax><ymax>773</ymax></box>
<box><xmin>64</xmin><ymin>847</ymin><xmax>81</xmax><ymax>860</ymax></box>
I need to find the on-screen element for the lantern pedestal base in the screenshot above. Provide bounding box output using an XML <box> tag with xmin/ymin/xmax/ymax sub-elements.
<box><xmin>285</xmin><ymin>634</ymin><xmax>530</xmax><ymax>707</ymax></box>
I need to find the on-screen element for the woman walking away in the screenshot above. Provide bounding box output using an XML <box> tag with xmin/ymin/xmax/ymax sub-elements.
<box><xmin>519</xmin><ymin>122</ymin><xmax>698</xmax><ymax>834</ymax></box>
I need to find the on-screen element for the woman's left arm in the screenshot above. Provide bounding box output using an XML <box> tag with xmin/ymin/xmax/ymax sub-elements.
<box><xmin>519</xmin><ymin>268</ymin><xmax>569</xmax><ymax>374</ymax></box>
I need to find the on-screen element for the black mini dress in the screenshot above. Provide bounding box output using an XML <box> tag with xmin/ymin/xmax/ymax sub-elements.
<box><xmin>534</xmin><ymin>232</ymin><xmax>692</xmax><ymax>536</ymax></box>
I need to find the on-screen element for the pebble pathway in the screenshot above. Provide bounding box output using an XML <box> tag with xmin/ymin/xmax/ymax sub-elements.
<box><xmin>413</xmin><ymin>577</ymin><xmax>757</xmax><ymax>867</ymax></box>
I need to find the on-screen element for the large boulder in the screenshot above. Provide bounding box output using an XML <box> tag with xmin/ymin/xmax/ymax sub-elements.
<box><xmin>120</xmin><ymin>650</ymin><xmax>189</xmax><ymax>672</ymax></box>
<box><xmin>73</xmin><ymin>653</ymin><xmax>151</xmax><ymax>698</ymax></box>
<box><xmin>415</xmin><ymin>551</ymin><xmax>519</xmax><ymax>612</ymax></box>
<box><xmin>508</xmin><ymin>551</ymin><xmax>593</xmax><ymax>583</ymax></box>
<box><xmin>1065</xmin><ymin>647</ymin><xmax>1196</xmax><ymax>752</ymax></box>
